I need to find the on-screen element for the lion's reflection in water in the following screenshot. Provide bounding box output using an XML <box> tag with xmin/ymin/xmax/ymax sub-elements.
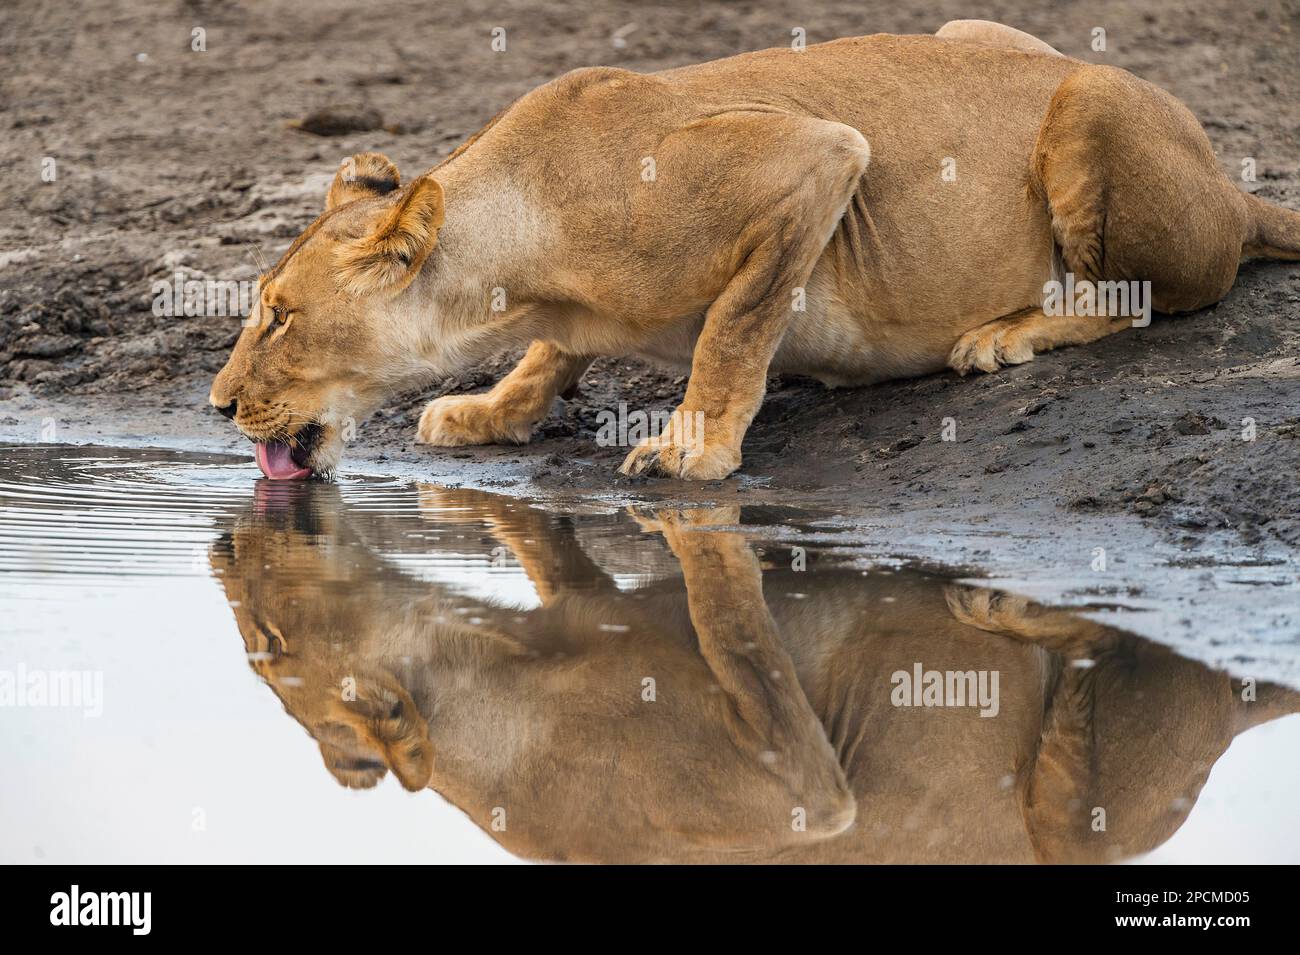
<box><xmin>210</xmin><ymin>482</ymin><xmax>1299</xmax><ymax>863</ymax></box>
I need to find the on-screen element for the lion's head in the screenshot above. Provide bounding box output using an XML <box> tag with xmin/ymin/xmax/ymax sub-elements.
<box><xmin>209</xmin><ymin>480</ymin><xmax>440</xmax><ymax>791</ymax></box>
<box><xmin>209</xmin><ymin>152</ymin><xmax>445</xmax><ymax>479</ymax></box>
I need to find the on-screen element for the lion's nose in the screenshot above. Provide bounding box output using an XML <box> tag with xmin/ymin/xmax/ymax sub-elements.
<box><xmin>214</xmin><ymin>398</ymin><xmax>238</xmax><ymax>420</ymax></box>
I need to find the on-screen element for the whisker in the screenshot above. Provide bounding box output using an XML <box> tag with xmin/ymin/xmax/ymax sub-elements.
<box><xmin>244</xmin><ymin>241</ymin><xmax>268</xmax><ymax>275</ymax></box>
<box><xmin>281</xmin><ymin>411</ymin><xmax>322</xmax><ymax>427</ymax></box>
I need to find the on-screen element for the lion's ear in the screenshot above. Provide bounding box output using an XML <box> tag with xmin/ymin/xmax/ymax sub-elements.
<box><xmin>336</xmin><ymin>175</ymin><xmax>445</xmax><ymax>296</ymax></box>
<box><xmin>326</xmin><ymin>151</ymin><xmax>401</xmax><ymax>210</ymax></box>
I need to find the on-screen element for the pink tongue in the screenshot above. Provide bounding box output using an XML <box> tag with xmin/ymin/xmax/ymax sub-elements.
<box><xmin>254</xmin><ymin>441</ymin><xmax>312</xmax><ymax>480</ymax></box>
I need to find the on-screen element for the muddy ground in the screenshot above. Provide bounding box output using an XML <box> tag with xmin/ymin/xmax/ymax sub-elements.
<box><xmin>3</xmin><ymin>1</ymin><xmax>1300</xmax><ymax>671</ymax></box>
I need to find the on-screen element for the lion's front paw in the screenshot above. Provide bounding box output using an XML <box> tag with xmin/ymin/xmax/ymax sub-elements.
<box><xmin>948</xmin><ymin>322</ymin><xmax>1035</xmax><ymax>376</ymax></box>
<box><xmin>416</xmin><ymin>394</ymin><xmax>532</xmax><ymax>447</ymax></box>
<box><xmin>618</xmin><ymin>431</ymin><xmax>741</xmax><ymax>480</ymax></box>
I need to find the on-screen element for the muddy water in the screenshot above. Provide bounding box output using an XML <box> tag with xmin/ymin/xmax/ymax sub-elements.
<box><xmin>1</xmin><ymin>444</ymin><xmax>1297</xmax><ymax>864</ymax></box>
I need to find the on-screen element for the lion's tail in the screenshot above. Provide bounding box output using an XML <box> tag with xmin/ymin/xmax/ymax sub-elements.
<box><xmin>1244</xmin><ymin>193</ymin><xmax>1300</xmax><ymax>261</ymax></box>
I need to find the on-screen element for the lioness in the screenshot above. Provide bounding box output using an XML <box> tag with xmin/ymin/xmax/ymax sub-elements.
<box><xmin>210</xmin><ymin>21</ymin><xmax>1300</xmax><ymax>481</ymax></box>
<box><xmin>212</xmin><ymin>484</ymin><xmax>1300</xmax><ymax>862</ymax></box>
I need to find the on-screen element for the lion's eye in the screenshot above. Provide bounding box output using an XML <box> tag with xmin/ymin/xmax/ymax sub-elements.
<box><xmin>268</xmin><ymin>305</ymin><xmax>289</xmax><ymax>326</ymax></box>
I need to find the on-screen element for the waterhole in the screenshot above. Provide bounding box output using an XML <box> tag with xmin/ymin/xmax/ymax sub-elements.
<box><xmin>1</xmin><ymin>444</ymin><xmax>1297</xmax><ymax>863</ymax></box>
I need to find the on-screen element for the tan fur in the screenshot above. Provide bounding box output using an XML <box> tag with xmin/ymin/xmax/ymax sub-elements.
<box><xmin>935</xmin><ymin>19</ymin><xmax>1064</xmax><ymax>56</ymax></box>
<box><xmin>212</xmin><ymin>22</ymin><xmax>1300</xmax><ymax>480</ymax></box>
<box><xmin>211</xmin><ymin>486</ymin><xmax>1300</xmax><ymax>863</ymax></box>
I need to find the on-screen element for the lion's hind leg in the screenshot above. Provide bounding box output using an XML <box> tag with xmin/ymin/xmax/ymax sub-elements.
<box><xmin>1032</xmin><ymin>65</ymin><xmax>1249</xmax><ymax>315</ymax></box>
<box><xmin>951</xmin><ymin>62</ymin><xmax>1262</xmax><ymax>378</ymax></box>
